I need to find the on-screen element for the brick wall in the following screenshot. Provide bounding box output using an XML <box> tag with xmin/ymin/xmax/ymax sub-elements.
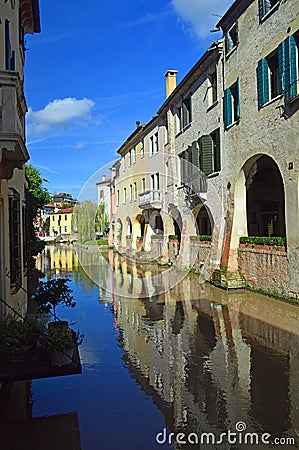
<box><xmin>238</xmin><ymin>247</ymin><xmax>288</xmax><ymax>296</ymax></box>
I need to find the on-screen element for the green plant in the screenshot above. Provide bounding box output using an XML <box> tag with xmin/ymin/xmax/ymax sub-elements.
<box><xmin>125</xmin><ymin>235</ymin><xmax>132</xmax><ymax>239</ymax></box>
<box><xmin>34</xmin><ymin>278</ymin><xmax>75</xmax><ymax>321</ymax></box>
<box><xmin>42</xmin><ymin>327</ymin><xmax>84</xmax><ymax>353</ymax></box>
<box><xmin>190</xmin><ymin>235</ymin><xmax>212</xmax><ymax>241</ymax></box>
<box><xmin>168</xmin><ymin>235</ymin><xmax>178</xmax><ymax>240</ymax></box>
<box><xmin>0</xmin><ymin>317</ymin><xmax>36</xmax><ymax>350</ymax></box>
<box><xmin>239</xmin><ymin>236</ymin><xmax>286</xmax><ymax>246</ymax></box>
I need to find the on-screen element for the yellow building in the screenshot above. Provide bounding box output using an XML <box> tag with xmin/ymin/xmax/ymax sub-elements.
<box><xmin>0</xmin><ymin>0</ymin><xmax>40</xmax><ymax>317</ymax></box>
<box><xmin>49</xmin><ymin>208</ymin><xmax>73</xmax><ymax>238</ymax></box>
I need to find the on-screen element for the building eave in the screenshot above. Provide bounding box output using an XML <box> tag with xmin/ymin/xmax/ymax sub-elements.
<box><xmin>20</xmin><ymin>0</ymin><xmax>41</xmax><ymax>34</ymax></box>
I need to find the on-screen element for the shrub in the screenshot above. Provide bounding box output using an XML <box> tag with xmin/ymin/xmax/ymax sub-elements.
<box><xmin>168</xmin><ymin>235</ymin><xmax>179</xmax><ymax>240</ymax></box>
<box><xmin>239</xmin><ymin>236</ymin><xmax>286</xmax><ymax>246</ymax></box>
<box><xmin>190</xmin><ymin>235</ymin><xmax>212</xmax><ymax>242</ymax></box>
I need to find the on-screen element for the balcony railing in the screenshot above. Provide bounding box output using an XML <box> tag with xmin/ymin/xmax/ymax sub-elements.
<box><xmin>139</xmin><ymin>189</ymin><xmax>162</xmax><ymax>209</ymax></box>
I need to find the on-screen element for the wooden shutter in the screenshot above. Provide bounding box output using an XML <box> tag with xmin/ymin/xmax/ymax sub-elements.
<box><xmin>284</xmin><ymin>36</ymin><xmax>297</xmax><ymax>101</ymax></box>
<box><xmin>5</xmin><ymin>20</ymin><xmax>11</xmax><ymax>70</ymax></box>
<box><xmin>223</xmin><ymin>88</ymin><xmax>232</xmax><ymax>128</ymax></box>
<box><xmin>236</xmin><ymin>77</ymin><xmax>241</xmax><ymax>120</ymax></box>
<box><xmin>200</xmin><ymin>135</ymin><xmax>213</xmax><ymax>176</ymax></box>
<box><xmin>278</xmin><ymin>41</ymin><xmax>285</xmax><ymax>93</ymax></box>
<box><xmin>213</xmin><ymin>129</ymin><xmax>221</xmax><ymax>172</ymax></box>
<box><xmin>191</xmin><ymin>141</ymin><xmax>200</xmax><ymax>169</ymax></box>
<box><xmin>257</xmin><ymin>58</ymin><xmax>269</xmax><ymax>108</ymax></box>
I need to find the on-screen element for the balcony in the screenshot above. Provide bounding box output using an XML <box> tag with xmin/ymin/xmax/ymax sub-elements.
<box><xmin>0</xmin><ymin>71</ymin><xmax>28</xmax><ymax>179</ymax></box>
<box><xmin>139</xmin><ymin>189</ymin><xmax>162</xmax><ymax>209</ymax></box>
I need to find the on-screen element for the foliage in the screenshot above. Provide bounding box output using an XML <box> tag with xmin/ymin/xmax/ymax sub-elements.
<box><xmin>168</xmin><ymin>235</ymin><xmax>179</xmax><ymax>240</ymax></box>
<box><xmin>60</xmin><ymin>202</ymin><xmax>75</xmax><ymax>209</ymax></box>
<box><xmin>25</xmin><ymin>165</ymin><xmax>51</xmax><ymax>267</ymax></box>
<box><xmin>239</xmin><ymin>236</ymin><xmax>286</xmax><ymax>246</ymax></box>
<box><xmin>41</xmin><ymin>327</ymin><xmax>84</xmax><ymax>352</ymax></box>
<box><xmin>95</xmin><ymin>204</ymin><xmax>109</xmax><ymax>235</ymax></box>
<box><xmin>34</xmin><ymin>278</ymin><xmax>75</xmax><ymax>321</ymax></box>
<box><xmin>190</xmin><ymin>235</ymin><xmax>212</xmax><ymax>241</ymax></box>
<box><xmin>0</xmin><ymin>317</ymin><xmax>36</xmax><ymax>349</ymax></box>
<box><xmin>151</xmin><ymin>234</ymin><xmax>164</xmax><ymax>240</ymax></box>
<box><xmin>72</xmin><ymin>200</ymin><xmax>98</xmax><ymax>243</ymax></box>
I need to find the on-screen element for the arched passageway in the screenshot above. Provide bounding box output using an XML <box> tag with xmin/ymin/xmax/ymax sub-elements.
<box><xmin>194</xmin><ymin>204</ymin><xmax>214</xmax><ymax>236</ymax></box>
<box><xmin>245</xmin><ymin>155</ymin><xmax>285</xmax><ymax>237</ymax></box>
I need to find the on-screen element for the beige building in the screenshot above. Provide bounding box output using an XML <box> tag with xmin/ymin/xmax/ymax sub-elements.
<box><xmin>0</xmin><ymin>0</ymin><xmax>40</xmax><ymax>316</ymax></box>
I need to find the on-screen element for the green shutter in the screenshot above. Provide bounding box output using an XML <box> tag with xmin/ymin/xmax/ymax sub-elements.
<box><xmin>185</xmin><ymin>147</ymin><xmax>192</xmax><ymax>180</ymax></box>
<box><xmin>278</xmin><ymin>41</ymin><xmax>285</xmax><ymax>93</ymax></box>
<box><xmin>213</xmin><ymin>129</ymin><xmax>221</xmax><ymax>172</ymax></box>
<box><xmin>200</xmin><ymin>135</ymin><xmax>213</xmax><ymax>176</ymax></box>
<box><xmin>284</xmin><ymin>36</ymin><xmax>297</xmax><ymax>101</ymax></box>
<box><xmin>223</xmin><ymin>88</ymin><xmax>232</xmax><ymax>128</ymax></box>
<box><xmin>257</xmin><ymin>58</ymin><xmax>269</xmax><ymax>108</ymax></box>
<box><xmin>236</xmin><ymin>77</ymin><xmax>241</xmax><ymax>119</ymax></box>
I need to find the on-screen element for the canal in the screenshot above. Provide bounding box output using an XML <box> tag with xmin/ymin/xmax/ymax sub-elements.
<box><xmin>1</xmin><ymin>244</ymin><xmax>299</xmax><ymax>449</ymax></box>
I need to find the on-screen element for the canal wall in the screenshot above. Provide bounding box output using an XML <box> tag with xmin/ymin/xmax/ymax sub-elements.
<box><xmin>189</xmin><ymin>241</ymin><xmax>212</xmax><ymax>271</ymax></box>
<box><xmin>237</xmin><ymin>247</ymin><xmax>288</xmax><ymax>297</ymax></box>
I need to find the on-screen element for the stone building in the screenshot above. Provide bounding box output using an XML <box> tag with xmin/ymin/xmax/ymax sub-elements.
<box><xmin>216</xmin><ymin>0</ymin><xmax>299</xmax><ymax>296</ymax></box>
<box><xmin>0</xmin><ymin>0</ymin><xmax>40</xmax><ymax>316</ymax></box>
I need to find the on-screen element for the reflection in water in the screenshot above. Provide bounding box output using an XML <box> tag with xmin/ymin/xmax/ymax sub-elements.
<box><xmin>8</xmin><ymin>246</ymin><xmax>299</xmax><ymax>448</ymax></box>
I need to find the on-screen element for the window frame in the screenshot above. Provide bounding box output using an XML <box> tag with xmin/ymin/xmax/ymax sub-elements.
<box><xmin>9</xmin><ymin>188</ymin><xmax>22</xmax><ymax>293</ymax></box>
<box><xmin>225</xmin><ymin>22</ymin><xmax>238</xmax><ymax>56</ymax></box>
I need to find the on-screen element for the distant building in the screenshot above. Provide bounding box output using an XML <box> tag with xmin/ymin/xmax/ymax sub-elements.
<box><xmin>52</xmin><ymin>192</ymin><xmax>74</xmax><ymax>205</ymax></box>
<box><xmin>49</xmin><ymin>207</ymin><xmax>73</xmax><ymax>238</ymax></box>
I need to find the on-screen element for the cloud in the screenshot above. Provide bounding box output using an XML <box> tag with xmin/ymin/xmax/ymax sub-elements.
<box><xmin>118</xmin><ymin>10</ymin><xmax>172</xmax><ymax>29</ymax></box>
<box><xmin>75</xmin><ymin>141</ymin><xmax>86</xmax><ymax>150</ymax></box>
<box><xmin>171</xmin><ymin>0</ymin><xmax>233</xmax><ymax>39</ymax></box>
<box><xmin>35</xmin><ymin>165</ymin><xmax>61</xmax><ymax>175</ymax></box>
<box><xmin>27</xmin><ymin>97</ymin><xmax>95</xmax><ymax>134</ymax></box>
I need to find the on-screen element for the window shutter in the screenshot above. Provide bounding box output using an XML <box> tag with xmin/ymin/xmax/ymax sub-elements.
<box><xmin>236</xmin><ymin>77</ymin><xmax>241</xmax><ymax>119</ymax></box>
<box><xmin>213</xmin><ymin>129</ymin><xmax>221</xmax><ymax>172</ymax></box>
<box><xmin>200</xmin><ymin>135</ymin><xmax>213</xmax><ymax>176</ymax></box>
<box><xmin>185</xmin><ymin>147</ymin><xmax>192</xmax><ymax>180</ymax></box>
<box><xmin>223</xmin><ymin>88</ymin><xmax>232</xmax><ymax>128</ymax></box>
<box><xmin>284</xmin><ymin>36</ymin><xmax>297</xmax><ymax>101</ymax></box>
<box><xmin>5</xmin><ymin>20</ymin><xmax>11</xmax><ymax>70</ymax></box>
<box><xmin>278</xmin><ymin>41</ymin><xmax>285</xmax><ymax>93</ymax></box>
<box><xmin>191</xmin><ymin>141</ymin><xmax>200</xmax><ymax>169</ymax></box>
<box><xmin>182</xmin><ymin>100</ymin><xmax>187</xmax><ymax>128</ymax></box>
<box><xmin>257</xmin><ymin>58</ymin><xmax>269</xmax><ymax>108</ymax></box>
<box><xmin>225</xmin><ymin>32</ymin><xmax>233</xmax><ymax>54</ymax></box>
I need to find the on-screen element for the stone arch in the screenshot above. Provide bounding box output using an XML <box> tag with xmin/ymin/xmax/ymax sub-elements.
<box><xmin>125</xmin><ymin>217</ymin><xmax>133</xmax><ymax>237</ymax></box>
<box><xmin>132</xmin><ymin>214</ymin><xmax>146</xmax><ymax>250</ymax></box>
<box><xmin>193</xmin><ymin>203</ymin><xmax>214</xmax><ymax>236</ymax></box>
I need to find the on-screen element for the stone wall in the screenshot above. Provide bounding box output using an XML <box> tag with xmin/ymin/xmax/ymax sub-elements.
<box><xmin>238</xmin><ymin>247</ymin><xmax>288</xmax><ymax>296</ymax></box>
<box><xmin>189</xmin><ymin>241</ymin><xmax>212</xmax><ymax>271</ymax></box>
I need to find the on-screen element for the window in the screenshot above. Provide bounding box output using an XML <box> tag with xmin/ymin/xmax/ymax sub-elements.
<box><xmin>52</xmin><ymin>215</ymin><xmax>55</xmax><ymax>221</ymax></box>
<box><xmin>65</xmin><ymin>215</ymin><xmax>67</xmax><ymax>221</ymax></box>
<box><xmin>150</xmin><ymin>133</ymin><xmax>159</xmax><ymax>155</ymax></box>
<box><xmin>141</xmin><ymin>177</ymin><xmax>146</xmax><ymax>192</ymax></box>
<box><xmin>211</xmin><ymin>128</ymin><xmax>221</xmax><ymax>173</ymax></box>
<box><xmin>64</xmin><ymin>226</ymin><xmax>68</xmax><ymax>233</ymax></box>
<box><xmin>208</xmin><ymin>70</ymin><xmax>217</xmax><ymax>106</ymax></box>
<box><xmin>225</xmin><ymin>22</ymin><xmax>238</xmax><ymax>55</ymax></box>
<box><xmin>115</xmin><ymin>166</ymin><xmax>120</xmax><ymax>178</ymax></box>
<box><xmin>282</xmin><ymin>34</ymin><xmax>298</xmax><ymax>102</ymax></box>
<box><xmin>9</xmin><ymin>189</ymin><xmax>21</xmax><ymax>292</ymax></box>
<box><xmin>133</xmin><ymin>182</ymin><xmax>137</xmax><ymax>200</ymax></box>
<box><xmin>5</xmin><ymin>20</ymin><xmax>15</xmax><ymax>70</ymax></box>
<box><xmin>257</xmin><ymin>45</ymin><xmax>285</xmax><ymax>107</ymax></box>
<box><xmin>140</xmin><ymin>139</ymin><xmax>144</xmax><ymax>158</ymax></box>
<box><xmin>197</xmin><ymin>129</ymin><xmax>221</xmax><ymax>176</ymax></box>
<box><xmin>151</xmin><ymin>173</ymin><xmax>160</xmax><ymax>190</ymax></box>
<box><xmin>128</xmin><ymin>150</ymin><xmax>132</xmax><ymax>166</ymax></box>
<box><xmin>258</xmin><ymin>0</ymin><xmax>280</xmax><ymax>21</ymax></box>
<box><xmin>123</xmin><ymin>187</ymin><xmax>127</xmax><ymax>204</ymax></box>
<box><xmin>122</xmin><ymin>156</ymin><xmax>126</xmax><ymax>171</ymax></box>
<box><xmin>129</xmin><ymin>184</ymin><xmax>133</xmax><ymax>202</ymax></box>
<box><xmin>223</xmin><ymin>78</ymin><xmax>240</xmax><ymax>128</ymax></box>
<box><xmin>182</xmin><ymin>95</ymin><xmax>192</xmax><ymax>128</ymax></box>
<box><xmin>132</xmin><ymin>147</ymin><xmax>136</xmax><ymax>163</ymax></box>
<box><xmin>117</xmin><ymin>190</ymin><xmax>120</xmax><ymax>206</ymax></box>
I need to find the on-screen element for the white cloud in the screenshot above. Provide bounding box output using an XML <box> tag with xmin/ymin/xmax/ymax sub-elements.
<box><xmin>75</xmin><ymin>141</ymin><xmax>86</xmax><ymax>150</ymax></box>
<box><xmin>171</xmin><ymin>0</ymin><xmax>233</xmax><ymax>39</ymax></box>
<box><xmin>27</xmin><ymin>97</ymin><xmax>95</xmax><ymax>134</ymax></box>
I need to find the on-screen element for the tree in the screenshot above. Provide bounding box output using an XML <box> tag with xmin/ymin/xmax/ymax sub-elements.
<box><xmin>25</xmin><ymin>165</ymin><xmax>52</xmax><ymax>268</ymax></box>
<box><xmin>72</xmin><ymin>201</ymin><xmax>97</xmax><ymax>243</ymax></box>
<box><xmin>34</xmin><ymin>278</ymin><xmax>75</xmax><ymax>322</ymax></box>
<box><xmin>95</xmin><ymin>204</ymin><xmax>109</xmax><ymax>236</ymax></box>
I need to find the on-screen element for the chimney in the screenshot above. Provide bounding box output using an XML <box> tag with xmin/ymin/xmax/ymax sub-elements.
<box><xmin>102</xmin><ymin>175</ymin><xmax>106</xmax><ymax>181</ymax></box>
<box><xmin>165</xmin><ymin>70</ymin><xmax>178</xmax><ymax>98</ymax></box>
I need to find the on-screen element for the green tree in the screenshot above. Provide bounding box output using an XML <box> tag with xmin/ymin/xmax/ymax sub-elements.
<box><xmin>25</xmin><ymin>165</ymin><xmax>51</xmax><ymax>268</ymax></box>
<box><xmin>95</xmin><ymin>204</ymin><xmax>109</xmax><ymax>235</ymax></box>
<box><xmin>72</xmin><ymin>200</ymin><xmax>97</xmax><ymax>243</ymax></box>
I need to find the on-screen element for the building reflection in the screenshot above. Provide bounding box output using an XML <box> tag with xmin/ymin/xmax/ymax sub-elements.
<box><xmin>110</xmin><ymin>254</ymin><xmax>299</xmax><ymax>445</ymax></box>
<box><xmin>36</xmin><ymin>244</ymin><xmax>77</xmax><ymax>278</ymax></box>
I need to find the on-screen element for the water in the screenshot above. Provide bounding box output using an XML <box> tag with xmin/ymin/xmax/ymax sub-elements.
<box><xmin>0</xmin><ymin>244</ymin><xmax>298</xmax><ymax>449</ymax></box>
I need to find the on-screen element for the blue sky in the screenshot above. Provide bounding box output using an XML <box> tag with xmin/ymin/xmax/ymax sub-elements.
<box><xmin>25</xmin><ymin>0</ymin><xmax>232</xmax><ymax>199</ymax></box>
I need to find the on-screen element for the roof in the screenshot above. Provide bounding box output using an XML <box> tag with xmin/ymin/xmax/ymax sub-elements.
<box><xmin>50</xmin><ymin>207</ymin><xmax>74</xmax><ymax>214</ymax></box>
<box><xmin>216</xmin><ymin>0</ymin><xmax>255</xmax><ymax>32</ymax></box>
<box><xmin>20</xmin><ymin>0</ymin><xmax>41</xmax><ymax>34</ymax></box>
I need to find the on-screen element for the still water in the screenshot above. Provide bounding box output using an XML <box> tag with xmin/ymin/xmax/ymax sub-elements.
<box><xmin>1</xmin><ymin>244</ymin><xmax>299</xmax><ymax>449</ymax></box>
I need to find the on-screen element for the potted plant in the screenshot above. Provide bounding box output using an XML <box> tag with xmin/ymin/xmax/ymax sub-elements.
<box><xmin>34</xmin><ymin>278</ymin><xmax>76</xmax><ymax>327</ymax></box>
<box><xmin>41</xmin><ymin>326</ymin><xmax>84</xmax><ymax>367</ymax></box>
<box><xmin>0</xmin><ymin>316</ymin><xmax>37</xmax><ymax>364</ymax></box>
